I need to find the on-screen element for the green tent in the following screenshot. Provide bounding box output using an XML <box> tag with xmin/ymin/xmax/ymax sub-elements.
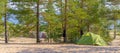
<box><xmin>76</xmin><ymin>32</ymin><xmax>107</xmax><ymax>46</ymax></box>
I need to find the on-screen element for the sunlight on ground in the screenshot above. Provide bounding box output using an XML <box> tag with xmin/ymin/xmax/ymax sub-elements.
<box><xmin>0</xmin><ymin>37</ymin><xmax>120</xmax><ymax>53</ymax></box>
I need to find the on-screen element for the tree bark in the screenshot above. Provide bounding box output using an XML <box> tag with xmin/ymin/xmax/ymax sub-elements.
<box><xmin>79</xmin><ymin>0</ymin><xmax>84</xmax><ymax>37</ymax></box>
<box><xmin>4</xmin><ymin>2</ymin><xmax>8</xmax><ymax>43</ymax></box>
<box><xmin>113</xmin><ymin>20</ymin><xmax>116</xmax><ymax>39</ymax></box>
<box><xmin>36</xmin><ymin>0</ymin><xmax>40</xmax><ymax>43</ymax></box>
<box><xmin>79</xmin><ymin>29</ymin><xmax>83</xmax><ymax>38</ymax></box>
<box><xmin>63</xmin><ymin>0</ymin><xmax>67</xmax><ymax>43</ymax></box>
<box><xmin>87</xmin><ymin>25</ymin><xmax>90</xmax><ymax>32</ymax></box>
<box><xmin>4</xmin><ymin>3</ymin><xmax>8</xmax><ymax>43</ymax></box>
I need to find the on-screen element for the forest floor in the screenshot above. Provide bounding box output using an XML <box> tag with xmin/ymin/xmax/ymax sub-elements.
<box><xmin>0</xmin><ymin>37</ymin><xmax>119</xmax><ymax>53</ymax></box>
<box><xmin>111</xmin><ymin>35</ymin><xmax>120</xmax><ymax>46</ymax></box>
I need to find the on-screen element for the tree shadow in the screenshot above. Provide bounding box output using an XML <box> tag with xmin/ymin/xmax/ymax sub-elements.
<box><xmin>17</xmin><ymin>45</ymin><xmax>120</xmax><ymax>53</ymax></box>
<box><xmin>0</xmin><ymin>43</ymin><xmax>37</xmax><ymax>45</ymax></box>
<box><xmin>59</xmin><ymin>45</ymin><xmax>120</xmax><ymax>53</ymax></box>
<box><xmin>0</xmin><ymin>41</ymin><xmax>120</xmax><ymax>53</ymax></box>
<box><xmin>0</xmin><ymin>42</ymin><xmax>68</xmax><ymax>45</ymax></box>
<box><xmin>17</xmin><ymin>48</ymin><xmax>62</xmax><ymax>53</ymax></box>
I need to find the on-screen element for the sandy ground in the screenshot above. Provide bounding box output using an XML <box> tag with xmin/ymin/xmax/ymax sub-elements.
<box><xmin>111</xmin><ymin>36</ymin><xmax>120</xmax><ymax>46</ymax></box>
<box><xmin>0</xmin><ymin>37</ymin><xmax>120</xmax><ymax>53</ymax></box>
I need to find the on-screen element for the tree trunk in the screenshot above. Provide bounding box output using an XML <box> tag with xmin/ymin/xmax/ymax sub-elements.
<box><xmin>63</xmin><ymin>0</ymin><xmax>67</xmax><ymax>43</ymax></box>
<box><xmin>79</xmin><ymin>0</ymin><xmax>84</xmax><ymax>37</ymax></box>
<box><xmin>63</xmin><ymin>29</ymin><xmax>67</xmax><ymax>42</ymax></box>
<box><xmin>113</xmin><ymin>20</ymin><xmax>116</xmax><ymax>39</ymax></box>
<box><xmin>79</xmin><ymin>29</ymin><xmax>83</xmax><ymax>38</ymax></box>
<box><xmin>78</xmin><ymin>20</ymin><xmax>84</xmax><ymax>38</ymax></box>
<box><xmin>48</xmin><ymin>24</ymin><xmax>51</xmax><ymax>43</ymax></box>
<box><xmin>4</xmin><ymin>3</ymin><xmax>8</xmax><ymax>43</ymax></box>
<box><xmin>60</xmin><ymin>0</ymin><xmax>65</xmax><ymax>42</ymax></box>
<box><xmin>87</xmin><ymin>25</ymin><xmax>90</xmax><ymax>32</ymax></box>
<box><xmin>36</xmin><ymin>0</ymin><xmax>40</xmax><ymax>43</ymax></box>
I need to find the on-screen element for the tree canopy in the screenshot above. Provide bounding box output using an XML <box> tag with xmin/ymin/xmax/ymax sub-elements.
<box><xmin>0</xmin><ymin>0</ymin><xmax>120</xmax><ymax>44</ymax></box>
